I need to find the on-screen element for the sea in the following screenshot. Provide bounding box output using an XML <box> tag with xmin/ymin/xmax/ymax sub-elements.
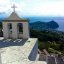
<box><xmin>25</xmin><ymin>16</ymin><xmax>64</xmax><ymax>32</ymax></box>
<box><xmin>0</xmin><ymin>16</ymin><xmax>64</xmax><ymax>32</ymax></box>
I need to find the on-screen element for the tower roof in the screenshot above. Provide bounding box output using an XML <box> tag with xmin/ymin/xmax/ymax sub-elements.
<box><xmin>5</xmin><ymin>12</ymin><xmax>21</xmax><ymax>20</ymax></box>
<box><xmin>3</xmin><ymin>12</ymin><xmax>29</xmax><ymax>21</ymax></box>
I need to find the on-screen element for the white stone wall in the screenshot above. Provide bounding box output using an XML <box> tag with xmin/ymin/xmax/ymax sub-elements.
<box><xmin>2</xmin><ymin>21</ymin><xmax>30</xmax><ymax>39</ymax></box>
<box><xmin>12</xmin><ymin>22</ymin><xmax>18</xmax><ymax>39</ymax></box>
<box><xmin>28</xmin><ymin>40</ymin><xmax>38</xmax><ymax>61</ymax></box>
<box><xmin>23</xmin><ymin>22</ymin><xmax>30</xmax><ymax>38</ymax></box>
<box><xmin>18</xmin><ymin>33</ymin><xmax>23</xmax><ymax>38</ymax></box>
<box><xmin>3</xmin><ymin>22</ymin><xmax>9</xmax><ymax>39</ymax></box>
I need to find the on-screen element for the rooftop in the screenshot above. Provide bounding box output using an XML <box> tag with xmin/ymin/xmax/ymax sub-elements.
<box><xmin>0</xmin><ymin>38</ymin><xmax>46</xmax><ymax>64</ymax></box>
<box><xmin>3</xmin><ymin>12</ymin><xmax>29</xmax><ymax>21</ymax></box>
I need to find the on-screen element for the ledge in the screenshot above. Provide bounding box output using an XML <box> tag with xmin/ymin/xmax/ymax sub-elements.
<box><xmin>0</xmin><ymin>38</ymin><xmax>47</xmax><ymax>64</ymax></box>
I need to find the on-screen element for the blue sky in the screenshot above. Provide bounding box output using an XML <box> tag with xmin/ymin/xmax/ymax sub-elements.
<box><xmin>0</xmin><ymin>0</ymin><xmax>64</xmax><ymax>17</ymax></box>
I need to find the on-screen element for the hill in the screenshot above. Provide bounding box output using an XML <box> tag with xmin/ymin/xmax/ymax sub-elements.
<box><xmin>30</xmin><ymin>20</ymin><xmax>59</xmax><ymax>30</ymax></box>
<box><xmin>30</xmin><ymin>29</ymin><xmax>64</xmax><ymax>55</ymax></box>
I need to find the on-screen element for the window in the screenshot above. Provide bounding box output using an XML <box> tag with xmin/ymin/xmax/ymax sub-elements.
<box><xmin>8</xmin><ymin>23</ymin><xmax>12</xmax><ymax>33</ymax></box>
<box><xmin>17</xmin><ymin>23</ymin><xmax>23</xmax><ymax>33</ymax></box>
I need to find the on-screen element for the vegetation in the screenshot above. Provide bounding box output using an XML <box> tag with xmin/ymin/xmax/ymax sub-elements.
<box><xmin>30</xmin><ymin>29</ymin><xmax>64</xmax><ymax>55</ymax></box>
<box><xmin>30</xmin><ymin>20</ymin><xmax>59</xmax><ymax>30</ymax></box>
<box><xmin>0</xmin><ymin>22</ymin><xmax>2</xmax><ymax>29</ymax></box>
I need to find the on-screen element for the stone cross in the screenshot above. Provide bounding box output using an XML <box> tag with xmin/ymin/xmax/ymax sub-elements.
<box><xmin>11</xmin><ymin>4</ymin><xmax>17</xmax><ymax>12</ymax></box>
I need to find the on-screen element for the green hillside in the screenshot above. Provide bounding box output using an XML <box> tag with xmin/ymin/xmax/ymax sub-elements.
<box><xmin>30</xmin><ymin>20</ymin><xmax>59</xmax><ymax>30</ymax></box>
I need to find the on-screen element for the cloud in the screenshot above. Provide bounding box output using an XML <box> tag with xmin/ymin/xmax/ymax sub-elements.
<box><xmin>0</xmin><ymin>0</ymin><xmax>64</xmax><ymax>16</ymax></box>
<box><xmin>0</xmin><ymin>0</ymin><xmax>11</xmax><ymax>13</ymax></box>
<box><xmin>29</xmin><ymin>1</ymin><xmax>64</xmax><ymax>16</ymax></box>
<box><xmin>15</xmin><ymin>0</ymin><xmax>64</xmax><ymax>16</ymax></box>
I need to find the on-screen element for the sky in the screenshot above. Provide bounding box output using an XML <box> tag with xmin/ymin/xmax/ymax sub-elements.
<box><xmin>0</xmin><ymin>0</ymin><xmax>64</xmax><ymax>17</ymax></box>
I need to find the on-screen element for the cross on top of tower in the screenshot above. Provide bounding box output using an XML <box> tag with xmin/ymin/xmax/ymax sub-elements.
<box><xmin>11</xmin><ymin>4</ymin><xmax>17</xmax><ymax>12</ymax></box>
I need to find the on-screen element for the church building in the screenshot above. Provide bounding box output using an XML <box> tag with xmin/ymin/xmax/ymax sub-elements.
<box><xmin>3</xmin><ymin>4</ymin><xmax>29</xmax><ymax>39</ymax></box>
<box><xmin>0</xmin><ymin>4</ymin><xmax>46</xmax><ymax>64</ymax></box>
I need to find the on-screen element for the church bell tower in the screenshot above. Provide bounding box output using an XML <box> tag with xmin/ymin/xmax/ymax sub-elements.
<box><xmin>2</xmin><ymin>4</ymin><xmax>30</xmax><ymax>39</ymax></box>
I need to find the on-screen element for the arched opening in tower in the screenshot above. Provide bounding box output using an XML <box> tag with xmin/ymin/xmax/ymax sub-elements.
<box><xmin>17</xmin><ymin>23</ymin><xmax>23</xmax><ymax>33</ymax></box>
<box><xmin>17</xmin><ymin>23</ymin><xmax>23</xmax><ymax>38</ymax></box>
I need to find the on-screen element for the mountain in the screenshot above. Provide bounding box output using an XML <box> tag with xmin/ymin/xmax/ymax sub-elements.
<box><xmin>30</xmin><ymin>21</ymin><xmax>59</xmax><ymax>30</ymax></box>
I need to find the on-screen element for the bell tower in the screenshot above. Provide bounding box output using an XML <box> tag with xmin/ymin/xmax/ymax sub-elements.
<box><xmin>2</xmin><ymin>4</ymin><xmax>30</xmax><ymax>39</ymax></box>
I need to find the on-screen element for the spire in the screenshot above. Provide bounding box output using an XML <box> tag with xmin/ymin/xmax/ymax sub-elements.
<box><xmin>11</xmin><ymin>4</ymin><xmax>17</xmax><ymax>12</ymax></box>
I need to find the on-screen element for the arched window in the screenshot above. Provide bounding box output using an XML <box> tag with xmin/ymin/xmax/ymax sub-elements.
<box><xmin>8</xmin><ymin>23</ymin><xmax>12</xmax><ymax>33</ymax></box>
<box><xmin>17</xmin><ymin>23</ymin><xmax>23</xmax><ymax>33</ymax></box>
